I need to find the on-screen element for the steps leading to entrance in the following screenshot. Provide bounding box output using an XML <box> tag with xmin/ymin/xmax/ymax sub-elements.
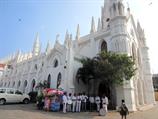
<box><xmin>137</xmin><ymin>103</ymin><xmax>154</xmax><ymax>111</ymax></box>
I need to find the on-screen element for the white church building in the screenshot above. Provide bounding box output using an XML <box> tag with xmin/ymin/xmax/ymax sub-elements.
<box><xmin>0</xmin><ymin>0</ymin><xmax>155</xmax><ymax>111</ymax></box>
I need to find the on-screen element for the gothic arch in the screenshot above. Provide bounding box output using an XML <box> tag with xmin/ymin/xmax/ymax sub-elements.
<box><xmin>23</xmin><ymin>80</ymin><xmax>28</xmax><ymax>93</ymax></box>
<box><xmin>31</xmin><ymin>79</ymin><xmax>36</xmax><ymax>92</ymax></box>
<box><xmin>12</xmin><ymin>81</ymin><xmax>15</xmax><ymax>88</ymax></box>
<box><xmin>17</xmin><ymin>80</ymin><xmax>21</xmax><ymax>89</ymax></box>
<box><xmin>53</xmin><ymin>59</ymin><xmax>59</xmax><ymax>68</ymax></box>
<box><xmin>57</xmin><ymin>72</ymin><xmax>62</xmax><ymax>89</ymax></box>
<box><xmin>47</xmin><ymin>74</ymin><xmax>51</xmax><ymax>88</ymax></box>
<box><xmin>100</xmin><ymin>40</ymin><xmax>108</xmax><ymax>52</ymax></box>
<box><xmin>8</xmin><ymin>81</ymin><xmax>10</xmax><ymax>87</ymax></box>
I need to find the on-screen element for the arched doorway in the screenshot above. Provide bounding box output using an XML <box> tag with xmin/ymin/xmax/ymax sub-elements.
<box><xmin>98</xmin><ymin>80</ymin><xmax>116</xmax><ymax>110</ymax></box>
<box><xmin>47</xmin><ymin>74</ymin><xmax>51</xmax><ymax>88</ymax></box>
<box><xmin>98</xmin><ymin>81</ymin><xmax>110</xmax><ymax>98</ymax></box>
<box><xmin>56</xmin><ymin>73</ymin><xmax>62</xmax><ymax>89</ymax></box>
<box><xmin>31</xmin><ymin>79</ymin><xmax>36</xmax><ymax>92</ymax></box>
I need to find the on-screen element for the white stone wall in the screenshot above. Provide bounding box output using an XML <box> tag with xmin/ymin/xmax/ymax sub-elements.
<box><xmin>0</xmin><ymin>0</ymin><xmax>155</xmax><ymax>111</ymax></box>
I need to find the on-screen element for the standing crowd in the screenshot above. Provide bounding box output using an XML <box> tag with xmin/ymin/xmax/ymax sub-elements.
<box><xmin>62</xmin><ymin>92</ymin><xmax>109</xmax><ymax>113</ymax></box>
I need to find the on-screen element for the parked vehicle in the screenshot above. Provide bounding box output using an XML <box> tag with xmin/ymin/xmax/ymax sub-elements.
<box><xmin>0</xmin><ymin>88</ymin><xmax>30</xmax><ymax>105</ymax></box>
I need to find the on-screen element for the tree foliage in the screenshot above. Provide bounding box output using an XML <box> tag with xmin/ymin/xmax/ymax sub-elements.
<box><xmin>76</xmin><ymin>51</ymin><xmax>136</xmax><ymax>86</ymax></box>
<box><xmin>76</xmin><ymin>58</ymin><xmax>95</xmax><ymax>84</ymax></box>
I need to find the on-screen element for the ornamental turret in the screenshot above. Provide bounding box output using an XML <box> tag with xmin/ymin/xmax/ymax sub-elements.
<box><xmin>32</xmin><ymin>33</ymin><xmax>41</xmax><ymax>56</ymax></box>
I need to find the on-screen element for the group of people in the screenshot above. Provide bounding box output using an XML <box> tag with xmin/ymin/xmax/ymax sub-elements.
<box><xmin>37</xmin><ymin>91</ymin><xmax>129</xmax><ymax>118</ymax></box>
<box><xmin>62</xmin><ymin>92</ymin><xmax>109</xmax><ymax>114</ymax></box>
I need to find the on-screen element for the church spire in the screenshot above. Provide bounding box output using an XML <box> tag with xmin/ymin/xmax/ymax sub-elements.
<box><xmin>45</xmin><ymin>40</ymin><xmax>51</xmax><ymax>54</ymax></box>
<box><xmin>97</xmin><ymin>18</ymin><xmax>102</xmax><ymax>31</ymax></box>
<box><xmin>64</xmin><ymin>30</ymin><xmax>70</xmax><ymax>48</ymax></box>
<box><xmin>76</xmin><ymin>24</ymin><xmax>80</xmax><ymax>40</ymax></box>
<box><xmin>32</xmin><ymin>33</ymin><xmax>41</xmax><ymax>56</ymax></box>
<box><xmin>90</xmin><ymin>16</ymin><xmax>96</xmax><ymax>33</ymax></box>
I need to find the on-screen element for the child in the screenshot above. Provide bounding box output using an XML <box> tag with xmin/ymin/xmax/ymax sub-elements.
<box><xmin>119</xmin><ymin>99</ymin><xmax>129</xmax><ymax>119</ymax></box>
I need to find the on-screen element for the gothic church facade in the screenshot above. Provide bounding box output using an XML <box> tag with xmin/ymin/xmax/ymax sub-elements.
<box><xmin>0</xmin><ymin>0</ymin><xmax>155</xmax><ymax>111</ymax></box>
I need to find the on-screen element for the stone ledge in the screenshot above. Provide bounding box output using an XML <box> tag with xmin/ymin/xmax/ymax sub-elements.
<box><xmin>137</xmin><ymin>103</ymin><xmax>155</xmax><ymax>111</ymax></box>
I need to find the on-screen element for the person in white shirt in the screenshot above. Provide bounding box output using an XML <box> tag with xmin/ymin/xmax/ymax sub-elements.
<box><xmin>95</xmin><ymin>95</ymin><xmax>101</xmax><ymax>112</ymax></box>
<box><xmin>76</xmin><ymin>93</ymin><xmax>81</xmax><ymax>112</ymax></box>
<box><xmin>67</xmin><ymin>93</ymin><xmax>72</xmax><ymax>112</ymax></box>
<box><xmin>89</xmin><ymin>95</ymin><xmax>95</xmax><ymax>112</ymax></box>
<box><xmin>102</xmin><ymin>95</ymin><xmax>109</xmax><ymax>112</ymax></box>
<box><xmin>72</xmin><ymin>93</ymin><xmax>77</xmax><ymax>112</ymax></box>
<box><xmin>62</xmin><ymin>92</ymin><xmax>67</xmax><ymax>113</ymax></box>
<box><xmin>81</xmin><ymin>93</ymin><xmax>88</xmax><ymax>112</ymax></box>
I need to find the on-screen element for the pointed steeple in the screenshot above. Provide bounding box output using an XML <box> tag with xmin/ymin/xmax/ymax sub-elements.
<box><xmin>55</xmin><ymin>34</ymin><xmax>60</xmax><ymax>44</ymax></box>
<box><xmin>32</xmin><ymin>33</ymin><xmax>41</xmax><ymax>56</ymax></box>
<box><xmin>137</xmin><ymin>21</ymin><xmax>141</xmax><ymax>30</ymax></box>
<box><xmin>68</xmin><ymin>34</ymin><xmax>72</xmax><ymax>48</ymax></box>
<box><xmin>64</xmin><ymin>30</ymin><xmax>69</xmax><ymax>46</ymax></box>
<box><xmin>90</xmin><ymin>16</ymin><xmax>96</xmax><ymax>33</ymax></box>
<box><xmin>45</xmin><ymin>40</ymin><xmax>52</xmax><ymax>54</ymax></box>
<box><xmin>97</xmin><ymin>18</ymin><xmax>102</xmax><ymax>31</ymax></box>
<box><xmin>75</xmin><ymin>24</ymin><xmax>80</xmax><ymax>40</ymax></box>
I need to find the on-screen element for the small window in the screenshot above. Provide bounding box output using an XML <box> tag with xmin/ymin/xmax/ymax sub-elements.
<box><xmin>17</xmin><ymin>81</ymin><xmax>21</xmax><ymax>88</ymax></box>
<box><xmin>15</xmin><ymin>90</ymin><xmax>22</xmax><ymax>95</ymax></box>
<box><xmin>0</xmin><ymin>89</ymin><xmax>6</xmax><ymax>93</ymax></box>
<box><xmin>42</xmin><ymin>62</ymin><xmax>44</xmax><ymax>67</ymax></box>
<box><xmin>35</xmin><ymin>64</ymin><xmax>38</xmax><ymax>70</ymax></box>
<box><xmin>6</xmin><ymin>89</ymin><xmax>14</xmax><ymax>94</ymax></box>
<box><xmin>8</xmin><ymin>82</ymin><xmax>10</xmax><ymax>87</ymax></box>
<box><xmin>101</xmin><ymin>41</ymin><xmax>107</xmax><ymax>52</ymax></box>
<box><xmin>12</xmin><ymin>81</ymin><xmax>15</xmax><ymax>88</ymax></box>
<box><xmin>53</xmin><ymin>59</ymin><xmax>58</xmax><ymax>68</ymax></box>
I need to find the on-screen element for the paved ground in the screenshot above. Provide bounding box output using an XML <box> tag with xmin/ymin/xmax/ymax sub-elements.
<box><xmin>0</xmin><ymin>103</ymin><xmax>158</xmax><ymax>119</ymax></box>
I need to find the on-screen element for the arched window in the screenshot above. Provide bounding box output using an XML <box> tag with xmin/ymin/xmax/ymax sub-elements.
<box><xmin>4</xmin><ymin>82</ymin><xmax>7</xmax><ymax>87</ymax></box>
<box><xmin>53</xmin><ymin>59</ymin><xmax>58</xmax><ymax>68</ymax></box>
<box><xmin>101</xmin><ymin>41</ymin><xmax>107</xmax><ymax>52</ymax></box>
<box><xmin>47</xmin><ymin>74</ymin><xmax>51</xmax><ymax>88</ymax></box>
<box><xmin>23</xmin><ymin>80</ymin><xmax>28</xmax><ymax>93</ymax></box>
<box><xmin>17</xmin><ymin>80</ymin><xmax>21</xmax><ymax>89</ymax></box>
<box><xmin>56</xmin><ymin>73</ymin><xmax>62</xmax><ymax>89</ymax></box>
<box><xmin>35</xmin><ymin>64</ymin><xmax>38</xmax><ymax>70</ymax></box>
<box><xmin>31</xmin><ymin>79</ymin><xmax>36</xmax><ymax>91</ymax></box>
<box><xmin>8</xmin><ymin>82</ymin><xmax>10</xmax><ymax>87</ymax></box>
<box><xmin>12</xmin><ymin>81</ymin><xmax>15</xmax><ymax>88</ymax></box>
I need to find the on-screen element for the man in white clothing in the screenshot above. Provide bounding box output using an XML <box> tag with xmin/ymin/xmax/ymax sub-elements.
<box><xmin>62</xmin><ymin>92</ymin><xmax>67</xmax><ymax>113</ymax></box>
<box><xmin>95</xmin><ymin>95</ymin><xmax>101</xmax><ymax>112</ymax></box>
<box><xmin>72</xmin><ymin>93</ymin><xmax>77</xmax><ymax>112</ymax></box>
<box><xmin>67</xmin><ymin>93</ymin><xmax>72</xmax><ymax>112</ymax></box>
<box><xmin>102</xmin><ymin>95</ymin><xmax>108</xmax><ymax>112</ymax></box>
<box><xmin>89</xmin><ymin>95</ymin><xmax>95</xmax><ymax>112</ymax></box>
<box><xmin>76</xmin><ymin>93</ymin><xmax>81</xmax><ymax>112</ymax></box>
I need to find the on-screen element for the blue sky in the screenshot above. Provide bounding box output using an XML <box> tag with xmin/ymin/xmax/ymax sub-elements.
<box><xmin>0</xmin><ymin>0</ymin><xmax>158</xmax><ymax>73</ymax></box>
<box><xmin>0</xmin><ymin>0</ymin><xmax>103</xmax><ymax>57</ymax></box>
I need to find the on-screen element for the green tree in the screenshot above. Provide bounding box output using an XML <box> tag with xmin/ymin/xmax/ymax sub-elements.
<box><xmin>95</xmin><ymin>51</ymin><xmax>136</xmax><ymax>85</ymax></box>
<box><xmin>76</xmin><ymin>51</ymin><xmax>136</xmax><ymax>108</ymax></box>
<box><xmin>76</xmin><ymin>58</ymin><xmax>95</xmax><ymax>96</ymax></box>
